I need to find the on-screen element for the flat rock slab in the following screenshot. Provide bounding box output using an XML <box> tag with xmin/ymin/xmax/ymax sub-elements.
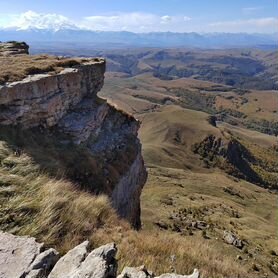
<box><xmin>0</xmin><ymin>231</ymin><xmax>43</xmax><ymax>278</ymax></box>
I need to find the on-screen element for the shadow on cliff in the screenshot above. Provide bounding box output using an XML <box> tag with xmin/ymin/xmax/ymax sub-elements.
<box><xmin>0</xmin><ymin>125</ymin><xmax>137</xmax><ymax>196</ymax></box>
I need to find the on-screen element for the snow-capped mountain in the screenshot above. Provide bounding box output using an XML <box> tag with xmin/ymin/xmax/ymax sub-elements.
<box><xmin>0</xmin><ymin>11</ymin><xmax>276</xmax><ymax>49</ymax></box>
<box><xmin>1</xmin><ymin>11</ymin><xmax>80</xmax><ymax>32</ymax></box>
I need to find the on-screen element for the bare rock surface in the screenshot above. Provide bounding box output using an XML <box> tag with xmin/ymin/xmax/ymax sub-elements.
<box><xmin>0</xmin><ymin>41</ymin><xmax>29</xmax><ymax>56</ymax></box>
<box><xmin>117</xmin><ymin>266</ymin><xmax>154</xmax><ymax>278</ymax></box>
<box><xmin>223</xmin><ymin>231</ymin><xmax>245</xmax><ymax>249</ymax></box>
<box><xmin>49</xmin><ymin>242</ymin><xmax>117</xmax><ymax>278</ymax></box>
<box><xmin>117</xmin><ymin>266</ymin><xmax>199</xmax><ymax>278</ymax></box>
<box><xmin>48</xmin><ymin>241</ymin><xmax>89</xmax><ymax>278</ymax></box>
<box><xmin>0</xmin><ymin>231</ymin><xmax>58</xmax><ymax>278</ymax></box>
<box><xmin>156</xmin><ymin>270</ymin><xmax>200</xmax><ymax>278</ymax></box>
<box><xmin>0</xmin><ymin>233</ymin><xmax>200</xmax><ymax>278</ymax></box>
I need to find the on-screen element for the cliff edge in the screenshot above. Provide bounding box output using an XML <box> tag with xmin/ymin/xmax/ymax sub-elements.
<box><xmin>0</xmin><ymin>42</ymin><xmax>147</xmax><ymax>228</ymax></box>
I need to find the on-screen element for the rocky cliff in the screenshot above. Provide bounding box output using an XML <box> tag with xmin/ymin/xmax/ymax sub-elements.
<box><xmin>0</xmin><ymin>231</ymin><xmax>199</xmax><ymax>278</ymax></box>
<box><xmin>0</xmin><ymin>41</ymin><xmax>29</xmax><ymax>56</ymax></box>
<box><xmin>0</xmin><ymin>43</ymin><xmax>147</xmax><ymax>228</ymax></box>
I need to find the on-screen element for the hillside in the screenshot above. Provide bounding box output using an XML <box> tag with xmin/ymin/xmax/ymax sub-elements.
<box><xmin>0</xmin><ymin>42</ymin><xmax>277</xmax><ymax>277</ymax></box>
<box><xmin>99</xmin><ymin>57</ymin><xmax>278</xmax><ymax>277</ymax></box>
<box><xmin>1</xmin><ymin>30</ymin><xmax>277</xmax><ymax>49</ymax></box>
<box><xmin>33</xmin><ymin>48</ymin><xmax>278</xmax><ymax>91</ymax></box>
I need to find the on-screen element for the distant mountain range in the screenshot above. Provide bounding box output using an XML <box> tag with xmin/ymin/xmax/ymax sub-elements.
<box><xmin>0</xmin><ymin>28</ymin><xmax>277</xmax><ymax>49</ymax></box>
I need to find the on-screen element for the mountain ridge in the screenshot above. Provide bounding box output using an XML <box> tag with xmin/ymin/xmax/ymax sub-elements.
<box><xmin>0</xmin><ymin>29</ymin><xmax>277</xmax><ymax>49</ymax></box>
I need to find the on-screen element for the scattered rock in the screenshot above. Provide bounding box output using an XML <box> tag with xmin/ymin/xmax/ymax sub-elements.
<box><xmin>269</xmin><ymin>261</ymin><xmax>278</xmax><ymax>275</ymax></box>
<box><xmin>194</xmin><ymin>221</ymin><xmax>208</xmax><ymax>230</ymax></box>
<box><xmin>156</xmin><ymin>269</ymin><xmax>199</xmax><ymax>278</ymax></box>
<box><xmin>223</xmin><ymin>231</ymin><xmax>236</xmax><ymax>245</ymax></box>
<box><xmin>223</xmin><ymin>231</ymin><xmax>245</xmax><ymax>249</ymax></box>
<box><xmin>117</xmin><ymin>265</ymin><xmax>154</xmax><ymax>278</ymax></box>
<box><xmin>161</xmin><ymin>197</ymin><xmax>174</xmax><ymax>206</ymax></box>
<box><xmin>223</xmin><ymin>186</ymin><xmax>244</xmax><ymax>199</ymax></box>
<box><xmin>252</xmin><ymin>263</ymin><xmax>260</xmax><ymax>272</ymax></box>
<box><xmin>117</xmin><ymin>266</ymin><xmax>199</xmax><ymax>278</ymax></box>
<box><xmin>154</xmin><ymin>221</ymin><xmax>169</xmax><ymax>230</ymax></box>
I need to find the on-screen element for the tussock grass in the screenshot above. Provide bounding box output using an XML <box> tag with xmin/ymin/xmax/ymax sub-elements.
<box><xmin>115</xmin><ymin>231</ymin><xmax>249</xmax><ymax>278</ymax></box>
<box><xmin>0</xmin><ymin>126</ymin><xmax>252</xmax><ymax>277</ymax></box>
<box><xmin>30</xmin><ymin>181</ymin><xmax>120</xmax><ymax>251</ymax></box>
<box><xmin>0</xmin><ymin>54</ymin><xmax>96</xmax><ymax>85</ymax></box>
<box><xmin>0</xmin><ymin>138</ymin><xmax>122</xmax><ymax>252</ymax></box>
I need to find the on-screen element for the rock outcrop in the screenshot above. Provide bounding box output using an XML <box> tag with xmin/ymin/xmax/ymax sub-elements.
<box><xmin>223</xmin><ymin>231</ymin><xmax>245</xmax><ymax>249</ymax></box>
<box><xmin>0</xmin><ymin>231</ymin><xmax>59</xmax><ymax>278</ymax></box>
<box><xmin>117</xmin><ymin>266</ymin><xmax>199</xmax><ymax>278</ymax></box>
<box><xmin>0</xmin><ymin>44</ymin><xmax>147</xmax><ymax>228</ymax></box>
<box><xmin>0</xmin><ymin>41</ymin><xmax>29</xmax><ymax>56</ymax></box>
<box><xmin>0</xmin><ymin>232</ymin><xmax>199</xmax><ymax>278</ymax></box>
<box><xmin>193</xmin><ymin>135</ymin><xmax>263</xmax><ymax>186</ymax></box>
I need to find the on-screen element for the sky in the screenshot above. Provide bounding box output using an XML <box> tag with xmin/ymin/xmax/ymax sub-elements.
<box><xmin>0</xmin><ymin>0</ymin><xmax>277</xmax><ymax>33</ymax></box>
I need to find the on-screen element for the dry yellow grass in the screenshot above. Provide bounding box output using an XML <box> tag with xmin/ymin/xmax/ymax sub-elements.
<box><xmin>116</xmin><ymin>231</ymin><xmax>249</xmax><ymax>278</ymax></box>
<box><xmin>0</xmin><ymin>54</ymin><xmax>90</xmax><ymax>85</ymax></box>
<box><xmin>137</xmin><ymin>106</ymin><xmax>278</xmax><ymax>277</ymax></box>
<box><xmin>138</xmin><ymin>105</ymin><xmax>222</xmax><ymax>171</ymax></box>
<box><xmin>0</xmin><ymin>139</ymin><xmax>123</xmax><ymax>250</ymax></box>
<box><xmin>0</xmin><ymin>67</ymin><xmax>277</xmax><ymax>277</ymax></box>
<box><xmin>101</xmin><ymin>72</ymin><xmax>278</xmax><ymax>276</ymax></box>
<box><xmin>0</xmin><ymin>130</ymin><xmax>251</xmax><ymax>277</ymax></box>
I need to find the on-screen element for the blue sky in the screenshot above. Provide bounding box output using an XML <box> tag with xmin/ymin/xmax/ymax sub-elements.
<box><xmin>0</xmin><ymin>0</ymin><xmax>277</xmax><ymax>33</ymax></box>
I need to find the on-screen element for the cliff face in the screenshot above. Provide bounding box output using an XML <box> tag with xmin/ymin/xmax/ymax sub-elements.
<box><xmin>0</xmin><ymin>41</ymin><xmax>29</xmax><ymax>56</ymax></box>
<box><xmin>0</xmin><ymin>50</ymin><xmax>147</xmax><ymax>228</ymax></box>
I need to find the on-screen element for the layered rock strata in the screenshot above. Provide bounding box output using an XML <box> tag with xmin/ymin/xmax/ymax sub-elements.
<box><xmin>0</xmin><ymin>41</ymin><xmax>29</xmax><ymax>56</ymax></box>
<box><xmin>0</xmin><ymin>50</ymin><xmax>147</xmax><ymax>228</ymax></box>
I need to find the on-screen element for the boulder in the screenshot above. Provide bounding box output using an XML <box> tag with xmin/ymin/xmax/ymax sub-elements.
<box><xmin>117</xmin><ymin>265</ymin><xmax>154</xmax><ymax>278</ymax></box>
<box><xmin>0</xmin><ymin>231</ymin><xmax>59</xmax><ymax>278</ymax></box>
<box><xmin>117</xmin><ymin>267</ymin><xmax>199</xmax><ymax>278</ymax></box>
<box><xmin>49</xmin><ymin>242</ymin><xmax>117</xmax><ymax>278</ymax></box>
<box><xmin>27</xmin><ymin>248</ymin><xmax>59</xmax><ymax>273</ymax></box>
<box><xmin>156</xmin><ymin>269</ymin><xmax>199</xmax><ymax>278</ymax></box>
<box><xmin>48</xmin><ymin>241</ymin><xmax>89</xmax><ymax>278</ymax></box>
<box><xmin>223</xmin><ymin>231</ymin><xmax>236</xmax><ymax>245</ymax></box>
<box><xmin>223</xmin><ymin>231</ymin><xmax>245</xmax><ymax>249</ymax></box>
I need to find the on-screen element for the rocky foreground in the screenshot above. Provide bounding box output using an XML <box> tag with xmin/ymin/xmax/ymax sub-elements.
<box><xmin>0</xmin><ymin>231</ymin><xmax>199</xmax><ymax>278</ymax></box>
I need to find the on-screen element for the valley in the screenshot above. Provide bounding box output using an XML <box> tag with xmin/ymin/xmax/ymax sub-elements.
<box><xmin>98</xmin><ymin>48</ymin><xmax>278</xmax><ymax>277</ymax></box>
<box><xmin>0</xmin><ymin>42</ymin><xmax>277</xmax><ymax>277</ymax></box>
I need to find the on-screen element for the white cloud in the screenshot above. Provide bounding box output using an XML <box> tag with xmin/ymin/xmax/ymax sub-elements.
<box><xmin>209</xmin><ymin>17</ymin><xmax>278</xmax><ymax>33</ymax></box>
<box><xmin>1</xmin><ymin>10</ymin><xmax>78</xmax><ymax>31</ymax></box>
<box><xmin>160</xmin><ymin>15</ymin><xmax>172</xmax><ymax>24</ymax></box>
<box><xmin>242</xmin><ymin>6</ymin><xmax>263</xmax><ymax>14</ymax></box>
<box><xmin>0</xmin><ymin>10</ymin><xmax>276</xmax><ymax>33</ymax></box>
<box><xmin>83</xmin><ymin>13</ymin><xmax>191</xmax><ymax>32</ymax></box>
<box><xmin>0</xmin><ymin>11</ymin><xmax>192</xmax><ymax>32</ymax></box>
<box><xmin>83</xmin><ymin>13</ymin><xmax>160</xmax><ymax>31</ymax></box>
<box><xmin>183</xmin><ymin>16</ymin><xmax>191</xmax><ymax>22</ymax></box>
